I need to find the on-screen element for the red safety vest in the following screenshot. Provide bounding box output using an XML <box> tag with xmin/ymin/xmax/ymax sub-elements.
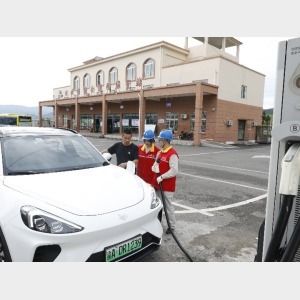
<box><xmin>152</xmin><ymin>147</ymin><xmax>179</xmax><ymax>192</ymax></box>
<box><xmin>137</xmin><ymin>144</ymin><xmax>160</xmax><ymax>184</ymax></box>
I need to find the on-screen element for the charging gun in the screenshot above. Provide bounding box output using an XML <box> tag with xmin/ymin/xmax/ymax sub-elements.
<box><xmin>154</xmin><ymin>158</ymin><xmax>193</xmax><ymax>262</ymax></box>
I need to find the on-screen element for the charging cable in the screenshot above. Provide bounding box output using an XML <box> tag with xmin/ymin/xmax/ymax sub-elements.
<box><xmin>154</xmin><ymin>159</ymin><xmax>194</xmax><ymax>262</ymax></box>
<box><xmin>264</xmin><ymin>143</ymin><xmax>300</xmax><ymax>262</ymax></box>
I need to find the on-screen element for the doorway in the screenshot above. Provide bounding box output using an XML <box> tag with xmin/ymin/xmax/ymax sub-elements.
<box><xmin>107</xmin><ymin>114</ymin><xmax>120</xmax><ymax>134</ymax></box>
<box><xmin>94</xmin><ymin>115</ymin><xmax>102</xmax><ymax>133</ymax></box>
<box><xmin>238</xmin><ymin>120</ymin><xmax>246</xmax><ymax>140</ymax></box>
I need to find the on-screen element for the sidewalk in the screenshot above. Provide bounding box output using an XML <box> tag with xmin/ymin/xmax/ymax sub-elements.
<box><xmin>79</xmin><ymin>131</ymin><xmax>246</xmax><ymax>148</ymax></box>
<box><xmin>81</xmin><ymin>131</ymin><xmax>195</xmax><ymax>146</ymax></box>
<box><xmin>80</xmin><ymin>131</ymin><xmax>193</xmax><ymax>146</ymax></box>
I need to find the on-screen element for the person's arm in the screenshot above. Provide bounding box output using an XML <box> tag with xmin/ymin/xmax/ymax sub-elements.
<box><xmin>161</xmin><ymin>154</ymin><xmax>178</xmax><ymax>179</ymax></box>
<box><xmin>151</xmin><ymin>152</ymin><xmax>161</xmax><ymax>173</ymax></box>
<box><xmin>132</xmin><ymin>145</ymin><xmax>139</xmax><ymax>168</ymax></box>
<box><xmin>133</xmin><ymin>158</ymin><xmax>138</xmax><ymax>167</ymax></box>
<box><xmin>102</xmin><ymin>143</ymin><xmax>116</xmax><ymax>155</ymax></box>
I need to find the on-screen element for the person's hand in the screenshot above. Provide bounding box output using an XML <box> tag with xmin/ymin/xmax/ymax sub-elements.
<box><xmin>119</xmin><ymin>162</ymin><xmax>127</xmax><ymax>169</ymax></box>
<box><xmin>152</xmin><ymin>163</ymin><xmax>160</xmax><ymax>173</ymax></box>
<box><xmin>157</xmin><ymin>176</ymin><xmax>163</xmax><ymax>184</ymax></box>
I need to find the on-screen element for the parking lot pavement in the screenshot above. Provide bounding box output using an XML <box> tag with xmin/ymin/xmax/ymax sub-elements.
<box><xmin>86</xmin><ymin>135</ymin><xmax>271</xmax><ymax>262</ymax></box>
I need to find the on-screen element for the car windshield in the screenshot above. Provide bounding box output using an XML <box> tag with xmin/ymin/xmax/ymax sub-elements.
<box><xmin>1</xmin><ymin>134</ymin><xmax>108</xmax><ymax>175</ymax></box>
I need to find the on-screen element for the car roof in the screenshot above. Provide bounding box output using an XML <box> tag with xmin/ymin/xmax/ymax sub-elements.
<box><xmin>0</xmin><ymin>126</ymin><xmax>78</xmax><ymax>137</ymax></box>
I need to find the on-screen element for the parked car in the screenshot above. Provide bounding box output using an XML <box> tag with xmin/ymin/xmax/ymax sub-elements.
<box><xmin>0</xmin><ymin>127</ymin><xmax>163</xmax><ymax>262</ymax></box>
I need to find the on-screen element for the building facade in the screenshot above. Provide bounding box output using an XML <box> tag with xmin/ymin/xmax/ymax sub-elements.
<box><xmin>39</xmin><ymin>37</ymin><xmax>265</xmax><ymax>145</ymax></box>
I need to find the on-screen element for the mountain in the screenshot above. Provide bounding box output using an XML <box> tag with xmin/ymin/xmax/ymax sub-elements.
<box><xmin>0</xmin><ymin>105</ymin><xmax>53</xmax><ymax>120</ymax></box>
<box><xmin>264</xmin><ymin>108</ymin><xmax>273</xmax><ymax>115</ymax></box>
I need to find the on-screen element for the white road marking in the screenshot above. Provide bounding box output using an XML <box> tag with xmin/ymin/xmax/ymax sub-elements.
<box><xmin>180</xmin><ymin>160</ymin><xmax>268</xmax><ymax>174</ymax></box>
<box><xmin>178</xmin><ymin>172</ymin><xmax>268</xmax><ymax>192</ymax></box>
<box><xmin>179</xmin><ymin>147</ymin><xmax>270</xmax><ymax>158</ymax></box>
<box><xmin>252</xmin><ymin>155</ymin><xmax>270</xmax><ymax>159</ymax></box>
<box><xmin>179</xmin><ymin>150</ymin><xmax>239</xmax><ymax>157</ymax></box>
<box><xmin>172</xmin><ymin>202</ymin><xmax>213</xmax><ymax>216</ymax></box>
<box><xmin>202</xmin><ymin>193</ymin><xmax>267</xmax><ymax>214</ymax></box>
<box><xmin>173</xmin><ymin>193</ymin><xmax>267</xmax><ymax>217</ymax></box>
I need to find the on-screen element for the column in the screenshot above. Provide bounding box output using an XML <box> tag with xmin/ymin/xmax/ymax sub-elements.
<box><xmin>75</xmin><ymin>97</ymin><xmax>80</xmax><ymax>132</ymax></box>
<box><xmin>102</xmin><ymin>94</ymin><xmax>107</xmax><ymax>135</ymax></box>
<box><xmin>119</xmin><ymin>110</ymin><xmax>123</xmax><ymax>134</ymax></box>
<box><xmin>222</xmin><ymin>37</ymin><xmax>226</xmax><ymax>51</ymax></box>
<box><xmin>38</xmin><ymin>105</ymin><xmax>42</xmax><ymax>127</ymax></box>
<box><xmin>138</xmin><ymin>90</ymin><xmax>145</xmax><ymax>141</ymax></box>
<box><xmin>55</xmin><ymin>101</ymin><xmax>58</xmax><ymax>128</ymax></box>
<box><xmin>184</xmin><ymin>37</ymin><xmax>188</xmax><ymax>49</ymax></box>
<box><xmin>236</xmin><ymin>44</ymin><xmax>240</xmax><ymax>60</ymax></box>
<box><xmin>194</xmin><ymin>83</ymin><xmax>204</xmax><ymax>146</ymax></box>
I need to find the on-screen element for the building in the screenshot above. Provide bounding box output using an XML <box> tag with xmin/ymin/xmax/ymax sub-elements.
<box><xmin>39</xmin><ymin>37</ymin><xmax>265</xmax><ymax>145</ymax></box>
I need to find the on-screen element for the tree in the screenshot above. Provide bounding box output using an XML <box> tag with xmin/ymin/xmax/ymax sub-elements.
<box><xmin>262</xmin><ymin>111</ymin><xmax>272</xmax><ymax>126</ymax></box>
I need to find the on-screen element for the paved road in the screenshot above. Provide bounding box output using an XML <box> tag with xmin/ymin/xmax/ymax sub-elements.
<box><xmin>87</xmin><ymin>136</ymin><xmax>271</xmax><ymax>262</ymax></box>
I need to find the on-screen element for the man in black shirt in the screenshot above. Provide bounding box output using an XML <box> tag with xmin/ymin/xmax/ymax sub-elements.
<box><xmin>101</xmin><ymin>129</ymin><xmax>139</xmax><ymax>169</ymax></box>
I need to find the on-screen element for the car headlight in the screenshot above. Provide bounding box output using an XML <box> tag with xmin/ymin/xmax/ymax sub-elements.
<box><xmin>20</xmin><ymin>206</ymin><xmax>83</xmax><ymax>234</ymax></box>
<box><xmin>150</xmin><ymin>187</ymin><xmax>160</xmax><ymax>209</ymax></box>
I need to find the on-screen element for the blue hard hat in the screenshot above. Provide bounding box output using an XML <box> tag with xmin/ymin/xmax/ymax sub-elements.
<box><xmin>158</xmin><ymin>129</ymin><xmax>173</xmax><ymax>141</ymax></box>
<box><xmin>143</xmin><ymin>129</ymin><xmax>155</xmax><ymax>140</ymax></box>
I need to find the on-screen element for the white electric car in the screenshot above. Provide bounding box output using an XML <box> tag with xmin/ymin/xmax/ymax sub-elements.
<box><xmin>0</xmin><ymin>127</ymin><xmax>163</xmax><ymax>262</ymax></box>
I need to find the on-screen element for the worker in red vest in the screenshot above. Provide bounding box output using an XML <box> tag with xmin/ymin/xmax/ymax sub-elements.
<box><xmin>137</xmin><ymin>129</ymin><xmax>160</xmax><ymax>184</ymax></box>
<box><xmin>152</xmin><ymin>129</ymin><xmax>179</xmax><ymax>234</ymax></box>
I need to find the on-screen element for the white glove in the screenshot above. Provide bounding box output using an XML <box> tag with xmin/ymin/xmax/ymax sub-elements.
<box><xmin>157</xmin><ymin>176</ymin><xmax>163</xmax><ymax>184</ymax></box>
<box><xmin>152</xmin><ymin>163</ymin><xmax>160</xmax><ymax>174</ymax></box>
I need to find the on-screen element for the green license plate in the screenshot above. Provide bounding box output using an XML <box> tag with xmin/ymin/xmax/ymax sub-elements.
<box><xmin>105</xmin><ymin>235</ymin><xmax>142</xmax><ymax>262</ymax></box>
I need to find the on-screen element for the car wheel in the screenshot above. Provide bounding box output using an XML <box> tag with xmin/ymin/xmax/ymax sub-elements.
<box><xmin>0</xmin><ymin>230</ymin><xmax>12</xmax><ymax>262</ymax></box>
<box><xmin>254</xmin><ymin>219</ymin><xmax>265</xmax><ymax>262</ymax></box>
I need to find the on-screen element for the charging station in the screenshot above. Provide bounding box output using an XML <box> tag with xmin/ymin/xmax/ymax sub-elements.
<box><xmin>256</xmin><ymin>37</ymin><xmax>300</xmax><ymax>262</ymax></box>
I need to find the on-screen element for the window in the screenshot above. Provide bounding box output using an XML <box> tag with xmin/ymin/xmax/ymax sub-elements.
<box><xmin>165</xmin><ymin>112</ymin><xmax>178</xmax><ymax>131</ymax></box>
<box><xmin>80</xmin><ymin>114</ymin><xmax>93</xmax><ymax>130</ymax></box>
<box><xmin>145</xmin><ymin>113</ymin><xmax>158</xmax><ymax>125</ymax></box>
<box><xmin>241</xmin><ymin>85</ymin><xmax>247</xmax><ymax>98</ymax></box>
<box><xmin>63</xmin><ymin>115</ymin><xmax>68</xmax><ymax>128</ymax></box>
<box><xmin>190</xmin><ymin>112</ymin><xmax>207</xmax><ymax>133</ymax></box>
<box><xmin>122</xmin><ymin>113</ymin><xmax>139</xmax><ymax>134</ymax></box>
<box><xmin>201</xmin><ymin>112</ymin><xmax>207</xmax><ymax>133</ymax></box>
<box><xmin>144</xmin><ymin>59</ymin><xmax>154</xmax><ymax>78</ymax></box>
<box><xmin>126</xmin><ymin>63</ymin><xmax>136</xmax><ymax>81</ymax></box>
<box><xmin>145</xmin><ymin>113</ymin><xmax>158</xmax><ymax>135</ymax></box>
<box><xmin>96</xmin><ymin>70</ymin><xmax>104</xmax><ymax>86</ymax></box>
<box><xmin>109</xmin><ymin>67</ymin><xmax>118</xmax><ymax>84</ymax></box>
<box><xmin>74</xmin><ymin>76</ymin><xmax>80</xmax><ymax>90</ymax></box>
<box><xmin>83</xmin><ymin>73</ymin><xmax>90</xmax><ymax>89</ymax></box>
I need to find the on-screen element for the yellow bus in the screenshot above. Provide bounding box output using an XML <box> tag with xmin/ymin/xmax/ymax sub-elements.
<box><xmin>0</xmin><ymin>114</ymin><xmax>32</xmax><ymax>126</ymax></box>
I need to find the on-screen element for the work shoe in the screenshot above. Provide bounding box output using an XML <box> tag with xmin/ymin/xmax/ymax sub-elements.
<box><xmin>166</xmin><ymin>227</ymin><xmax>175</xmax><ymax>234</ymax></box>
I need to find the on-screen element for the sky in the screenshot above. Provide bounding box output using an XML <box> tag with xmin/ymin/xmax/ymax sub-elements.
<box><xmin>0</xmin><ymin>36</ymin><xmax>295</xmax><ymax>109</ymax></box>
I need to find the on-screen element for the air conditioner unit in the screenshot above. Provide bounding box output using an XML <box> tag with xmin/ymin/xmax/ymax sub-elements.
<box><xmin>181</xmin><ymin>114</ymin><xmax>188</xmax><ymax>120</ymax></box>
<box><xmin>226</xmin><ymin>120</ymin><xmax>233</xmax><ymax>126</ymax></box>
<box><xmin>252</xmin><ymin>121</ymin><xmax>258</xmax><ymax>127</ymax></box>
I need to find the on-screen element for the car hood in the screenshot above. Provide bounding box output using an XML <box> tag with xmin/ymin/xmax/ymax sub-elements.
<box><xmin>3</xmin><ymin>165</ymin><xmax>145</xmax><ymax>216</ymax></box>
